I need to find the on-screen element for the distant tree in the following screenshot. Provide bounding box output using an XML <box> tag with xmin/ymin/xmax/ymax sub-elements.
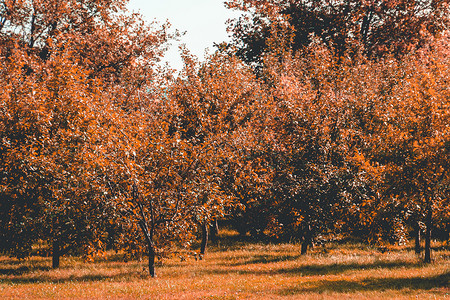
<box><xmin>225</xmin><ymin>1</ymin><xmax>449</xmax><ymax>257</ymax></box>
<box><xmin>225</xmin><ymin>0</ymin><xmax>450</xmax><ymax>64</ymax></box>
<box><xmin>166</xmin><ymin>49</ymin><xmax>264</xmax><ymax>258</ymax></box>
<box><xmin>316</xmin><ymin>33</ymin><xmax>450</xmax><ymax>259</ymax></box>
<box><xmin>247</xmin><ymin>45</ymin><xmax>382</xmax><ymax>252</ymax></box>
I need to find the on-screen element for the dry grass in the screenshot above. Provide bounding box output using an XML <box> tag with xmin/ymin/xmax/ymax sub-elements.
<box><xmin>1</xmin><ymin>231</ymin><xmax>449</xmax><ymax>299</ymax></box>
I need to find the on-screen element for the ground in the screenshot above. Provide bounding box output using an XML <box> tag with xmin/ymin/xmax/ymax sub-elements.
<box><xmin>1</xmin><ymin>231</ymin><xmax>449</xmax><ymax>299</ymax></box>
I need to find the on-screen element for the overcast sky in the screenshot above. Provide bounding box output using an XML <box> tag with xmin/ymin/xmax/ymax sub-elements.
<box><xmin>127</xmin><ymin>0</ymin><xmax>240</xmax><ymax>70</ymax></box>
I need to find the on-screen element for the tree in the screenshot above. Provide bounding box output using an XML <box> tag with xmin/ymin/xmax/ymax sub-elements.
<box><xmin>368</xmin><ymin>35</ymin><xmax>450</xmax><ymax>262</ymax></box>
<box><xmin>243</xmin><ymin>44</ymin><xmax>384</xmax><ymax>251</ymax></box>
<box><xmin>226</xmin><ymin>0</ymin><xmax>449</xmax><ymax>256</ymax></box>
<box><xmin>0</xmin><ymin>46</ymin><xmax>112</xmax><ymax>267</ymax></box>
<box><xmin>0</xmin><ymin>0</ymin><xmax>169</xmax><ymax>268</ymax></box>
<box><xmin>225</xmin><ymin>0</ymin><xmax>450</xmax><ymax>64</ymax></box>
<box><xmin>165</xmin><ymin>48</ymin><xmax>265</xmax><ymax>257</ymax></box>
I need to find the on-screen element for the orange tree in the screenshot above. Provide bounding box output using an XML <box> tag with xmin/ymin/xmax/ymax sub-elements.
<box><xmin>225</xmin><ymin>0</ymin><xmax>449</xmax><ymax>255</ymax></box>
<box><xmin>225</xmin><ymin>0</ymin><xmax>450</xmax><ymax>64</ymax></box>
<box><xmin>258</xmin><ymin>38</ymin><xmax>450</xmax><ymax>257</ymax></box>
<box><xmin>0</xmin><ymin>45</ymin><xmax>112</xmax><ymax>266</ymax></box>
<box><xmin>366</xmin><ymin>36</ymin><xmax>450</xmax><ymax>262</ymax></box>
<box><xmin>94</xmin><ymin>49</ymin><xmax>265</xmax><ymax>276</ymax></box>
<box><xmin>316</xmin><ymin>34</ymin><xmax>450</xmax><ymax>258</ymax></box>
<box><xmin>0</xmin><ymin>0</ymin><xmax>169</xmax><ymax>267</ymax></box>
<box><xmin>165</xmin><ymin>49</ymin><xmax>265</xmax><ymax>257</ymax></box>
<box><xmin>99</xmin><ymin>104</ymin><xmax>204</xmax><ymax>277</ymax></box>
<box><xmin>244</xmin><ymin>44</ymin><xmax>385</xmax><ymax>252</ymax></box>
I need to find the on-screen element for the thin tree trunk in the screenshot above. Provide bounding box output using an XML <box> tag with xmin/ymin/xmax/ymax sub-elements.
<box><xmin>424</xmin><ymin>202</ymin><xmax>432</xmax><ymax>263</ymax></box>
<box><xmin>301</xmin><ymin>239</ymin><xmax>308</xmax><ymax>255</ymax></box>
<box><xmin>210</xmin><ymin>219</ymin><xmax>219</xmax><ymax>243</ymax></box>
<box><xmin>301</xmin><ymin>224</ymin><xmax>311</xmax><ymax>255</ymax></box>
<box><xmin>200</xmin><ymin>223</ymin><xmax>208</xmax><ymax>260</ymax></box>
<box><xmin>52</xmin><ymin>238</ymin><xmax>60</xmax><ymax>269</ymax></box>
<box><xmin>139</xmin><ymin>219</ymin><xmax>156</xmax><ymax>277</ymax></box>
<box><xmin>148</xmin><ymin>247</ymin><xmax>156</xmax><ymax>278</ymax></box>
<box><xmin>414</xmin><ymin>222</ymin><xmax>421</xmax><ymax>254</ymax></box>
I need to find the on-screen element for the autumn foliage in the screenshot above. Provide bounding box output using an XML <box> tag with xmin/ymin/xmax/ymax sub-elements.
<box><xmin>1</xmin><ymin>0</ymin><xmax>449</xmax><ymax>276</ymax></box>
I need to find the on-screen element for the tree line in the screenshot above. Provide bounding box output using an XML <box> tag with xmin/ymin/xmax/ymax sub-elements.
<box><xmin>0</xmin><ymin>0</ymin><xmax>449</xmax><ymax>277</ymax></box>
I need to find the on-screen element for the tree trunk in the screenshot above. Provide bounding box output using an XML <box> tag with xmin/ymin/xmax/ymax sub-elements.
<box><xmin>301</xmin><ymin>239</ymin><xmax>308</xmax><ymax>255</ymax></box>
<box><xmin>148</xmin><ymin>247</ymin><xmax>156</xmax><ymax>278</ymax></box>
<box><xmin>200</xmin><ymin>223</ymin><xmax>208</xmax><ymax>260</ymax></box>
<box><xmin>424</xmin><ymin>203</ymin><xmax>432</xmax><ymax>263</ymax></box>
<box><xmin>301</xmin><ymin>224</ymin><xmax>311</xmax><ymax>255</ymax></box>
<box><xmin>138</xmin><ymin>219</ymin><xmax>156</xmax><ymax>277</ymax></box>
<box><xmin>210</xmin><ymin>219</ymin><xmax>219</xmax><ymax>243</ymax></box>
<box><xmin>52</xmin><ymin>239</ymin><xmax>60</xmax><ymax>269</ymax></box>
<box><xmin>414</xmin><ymin>222</ymin><xmax>421</xmax><ymax>254</ymax></box>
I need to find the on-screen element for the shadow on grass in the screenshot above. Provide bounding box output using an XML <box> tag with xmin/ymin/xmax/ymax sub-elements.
<box><xmin>278</xmin><ymin>260</ymin><xmax>422</xmax><ymax>276</ymax></box>
<box><xmin>0</xmin><ymin>257</ymin><xmax>48</xmax><ymax>266</ymax></box>
<box><xmin>203</xmin><ymin>259</ymin><xmax>423</xmax><ymax>277</ymax></box>
<box><xmin>212</xmin><ymin>234</ymin><xmax>273</xmax><ymax>251</ymax></box>
<box><xmin>279</xmin><ymin>272</ymin><xmax>450</xmax><ymax>295</ymax></box>
<box><xmin>236</xmin><ymin>254</ymin><xmax>302</xmax><ymax>265</ymax></box>
<box><xmin>0</xmin><ymin>265</ymin><xmax>51</xmax><ymax>275</ymax></box>
<box><xmin>0</xmin><ymin>257</ymin><xmax>148</xmax><ymax>284</ymax></box>
<box><xmin>215</xmin><ymin>250</ymin><xmax>422</xmax><ymax>268</ymax></box>
<box><xmin>0</xmin><ymin>268</ymin><xmax>148</xmax><ymax>284</ymax></box>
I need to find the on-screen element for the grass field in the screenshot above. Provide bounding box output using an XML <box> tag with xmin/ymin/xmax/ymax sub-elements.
<box><xmin>1</xmin><ymin>230</ymin><xmax>449</xmax><ymax>299</ymax></box>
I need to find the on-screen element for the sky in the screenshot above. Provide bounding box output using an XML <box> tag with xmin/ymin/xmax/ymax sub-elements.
<box><xmin>127</xmin><ymin>0</ymin><xmax>240</xmax><ymax>70</ymax></box>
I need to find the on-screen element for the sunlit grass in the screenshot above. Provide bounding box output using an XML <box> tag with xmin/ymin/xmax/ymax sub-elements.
<box><xmin>1</xmin><ymin>231</ymin><xmax>449</xmax><ymax>299</ymax></box>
